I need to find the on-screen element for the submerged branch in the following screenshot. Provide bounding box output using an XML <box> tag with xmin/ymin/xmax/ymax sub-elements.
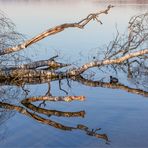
<box><xmin>67</xmin><ymin>48</ymin><xmax>148</xmax><ymax>76</ymax></box>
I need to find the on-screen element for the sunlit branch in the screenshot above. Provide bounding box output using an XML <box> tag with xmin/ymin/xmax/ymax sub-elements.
<box><xmin>21</xmin><ymin>95</ymin><xmax>85</xmax><ymax>103</ymax></box>
<box><xmin>0</xmin><ymin>5</ymin><xmax>113</xmax><ymax>55</ymax></box>
<box><xmin>67</xmin><ymin>48</ymin><xmax>148</xmax><ymax>76</ymax></box>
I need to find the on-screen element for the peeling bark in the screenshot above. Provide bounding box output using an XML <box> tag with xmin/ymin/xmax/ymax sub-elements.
<box><xmin>22</xmin><ymin>102</ymin><xmax>85</xmax><ymax>118</ymax></box>
<box><xmin>0</xmin><ymin>101</ymin><xmax>74</xmax><ymax>131</ymax></box>
<box><xmin>3</xmin><ymin>59</ymin><xmax>70</xmax><ymax>70</ymax></box>
<box><xmin>0</xmin><ymin>48</ymin><xmax>147</xmax><ymax>79</ymax></box>
<box><xmin>67</xmin><ymin>48</ymin><xmax>148</xmax><ymax>76</ymax></box>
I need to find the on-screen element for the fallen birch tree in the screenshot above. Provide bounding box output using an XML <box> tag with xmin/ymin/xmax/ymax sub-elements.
<box><xmin>0</xmin><ymin>6</ymin><xmax>147</xmax><ymax>92</ymax></box>
<box><xmin>0</xmin><ymin>6</ymin><xmax>147</xmax><ymax>143</ymax></box>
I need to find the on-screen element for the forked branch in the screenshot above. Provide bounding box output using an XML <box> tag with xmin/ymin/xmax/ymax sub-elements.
<box><xmin>0</xmin><ymin>5</ymin><xmax>113</xmax><ymax>55</ymax></box>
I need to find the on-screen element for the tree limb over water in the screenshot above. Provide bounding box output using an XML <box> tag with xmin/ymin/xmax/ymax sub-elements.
<box><xmin>0</xmin><ymin>5</ymin><xmax>113</xmax><ymax>55</ymax></box>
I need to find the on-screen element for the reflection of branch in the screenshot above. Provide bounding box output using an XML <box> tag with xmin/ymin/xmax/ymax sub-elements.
<box><xmin>0</xmin><ymin>76</ymin><xmax>147</xmax><ymax>97</ymax></box>
<box><xmin>0</xmin><ymin>101</ymin><xmax>73</xmax><ymax>131</ymax></box>
<box><xmin>0</xmin><ymin>5</ymin><xmax>113</xmax><ymax>55</ymax></box>
<box><xmin>71</xmin><ymin>76</ymin><xmax>148</xmax><ymax>97</ymax></box>
<box><xmin>77</xmin><ymin>124</ymin><xmax>108</xmax><ymax>141</ymax></box>
<box><xmin>0</xmin><ymin>101</ymin><xmax>108</xmax><ymax>142</ymax></box>
<box><xmin>21</xmin><ymin>95</ymin><xmax>86</xmax><ymax>118</ymax></box>
<box><xmin>21</xmin><ymin>95</ymin><xmax>85</xmax><ymax>103</ymax></box>
<box><xmin>22</xmin><ymin>102</ymin><xmax>85</xmax><ymax>118</ymax></box>
<box><xmin>45</xmin><ymin>82</ymin><xmax>52</xmax><ymax>96</ymax></box>
<box><xmin>0</xmin><ymin>77</ymin><xmax>54</xmax><ymax>86</ymax></box>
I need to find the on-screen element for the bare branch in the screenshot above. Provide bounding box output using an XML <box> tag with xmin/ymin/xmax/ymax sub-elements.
<box><xmin>3</xmin><ymin>59</ymin><xmax>70</xmax><ymax>70</ymax></box>
<box><xmin>67</xmin><ymin>48</ymin><xmax>148</xmax><ymax>76</ymax></box>
<box><xmin>0</xmin><ymin>5</ymin><xmax>113</xmax><ymax>55</ymax></box>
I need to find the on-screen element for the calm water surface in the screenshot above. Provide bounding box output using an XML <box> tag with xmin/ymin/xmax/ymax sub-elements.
<box><xmin>0</xmin><ymin>0</ymin><xmax>148</xmax><ymax>147</ymax></box>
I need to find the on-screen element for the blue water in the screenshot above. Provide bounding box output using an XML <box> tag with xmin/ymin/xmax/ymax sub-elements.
<box><xmin>0</xmin><ymin>0</ymin><xmax>148</xmax><ymax>147</ymax></box>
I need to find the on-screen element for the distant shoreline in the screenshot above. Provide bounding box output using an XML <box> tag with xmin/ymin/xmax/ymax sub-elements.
<box><xmin>0</xmin><ymin>0</ymin><xmax>148</xmax><ymax>4</ymax></box>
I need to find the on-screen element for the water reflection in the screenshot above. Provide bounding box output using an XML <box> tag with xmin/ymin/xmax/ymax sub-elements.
<box><xmin>71</xmin><ymin>76</ymin><xmax>148</xmax><ymax>97</ymax></box>
<box><xmin>0</xmin><ymin>0</ymin><xmax>148</xmax><ymax>147</ymax></box>
<box><xmin>0</xmin><ymin>70</ymin><xmax>110</xmax><ymax>143</ymax></box>
<box><xmin>0</xmin><ymin>73</ymin><xmax>147</xmax><ymax>97</ymax></box>
<box><xmin>0</xmin><ymin>70</ymin><xmax>147</xmax><ymax>143</ymax></box>
<box><xmin>0</xmin><ymin>99</ymin><xmax>109</xmax><ymax>142</ymax></box>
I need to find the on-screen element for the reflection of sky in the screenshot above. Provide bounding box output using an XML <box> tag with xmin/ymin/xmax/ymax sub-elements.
<box><xmin>0</xmin><ymin>0</ymin><xmax>147</xmax><ymax>62</ymax></box>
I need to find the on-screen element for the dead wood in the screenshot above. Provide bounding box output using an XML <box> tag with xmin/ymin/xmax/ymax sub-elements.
<box><xmin>0</xmin><ymin>5</ymin><xmax>113</xmax><ymax>55</ymax></box>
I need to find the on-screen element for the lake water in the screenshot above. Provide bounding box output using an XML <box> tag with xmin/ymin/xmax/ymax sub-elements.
<box><xmin>0</xmin><ymin>0</ymin><xmax>148</xmax><ymax>147</ymax></box>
